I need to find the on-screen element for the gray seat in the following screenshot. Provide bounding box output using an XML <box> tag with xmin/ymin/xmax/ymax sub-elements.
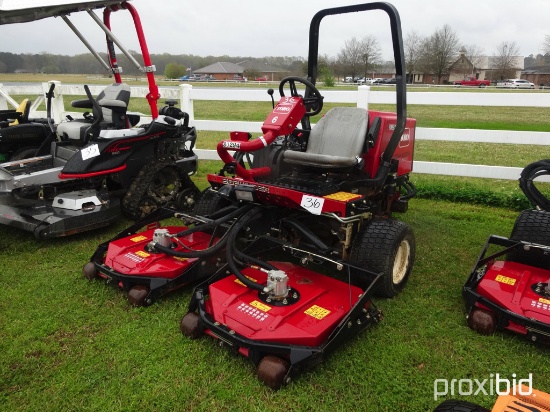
<box><xmin>283</xmin><ymin>107</ymin><xmax>369</xmax><ymax>168</ymax></box>
<box><xmin>56</xmin><ymin>83</ymin><xmax>131</xmax><ymax>146</ymax></box>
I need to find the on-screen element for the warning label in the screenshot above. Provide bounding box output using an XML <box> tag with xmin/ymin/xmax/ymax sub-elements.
<box><xmin>304</xmin><ymin>305</ymin><xmax>331</xmax><ymax>320</ymax></box>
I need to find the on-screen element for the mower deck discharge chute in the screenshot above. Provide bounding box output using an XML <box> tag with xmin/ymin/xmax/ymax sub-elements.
<box><xmin>179</xmin><ymin>2</ymin><xmax>417</xmax><ymax>389</ymax></box>
<box><xmin>0</xmin><ymin>1</ymin><xmax>199</xmax><ymax>238</ymax></box>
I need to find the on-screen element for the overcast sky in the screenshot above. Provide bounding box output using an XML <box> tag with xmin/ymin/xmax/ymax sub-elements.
<box><xmin>0</xmin><ymin>0</ymin><xmax>548</xmax><ymax>61</ymax></box>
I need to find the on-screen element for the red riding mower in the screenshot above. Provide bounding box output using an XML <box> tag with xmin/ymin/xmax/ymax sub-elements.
<box><xmin>175</xmin><ymin>2</ymin><xmax>417</xmax><ymax>389</ymax></box>
<box><xmin>464</xmin><ymin>160</ymin><xmax>550</xmax><ymax>343</ymax></box>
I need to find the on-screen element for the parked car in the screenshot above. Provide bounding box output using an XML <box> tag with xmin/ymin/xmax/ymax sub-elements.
<box><xmin>383</xmin><ymin>78</ymin><xmax>397</xmax><ymax>84</ymax></box>
<box><xmin>179</xmin><ymin>74</ymin><xmax>203</xmax><ymax>81</ymax></box>
<box><xmin>496</xmin><ymin>79</ymin><xmax>535</xmax><ymax>89</ymax></box>
<box><xmin>372</xmin><ymin>78</ymin><xmax>385</xmax><ymax>84</ymax></box>
<box><xmin>453</xmin><ymin>76</ymin><xmax>490</xmax><ymax>87</ymax></box>
<box><xmin>357</xmin><ymin>77</ymin><xmax>374</xmax><ymax>84</ymax></box>
<box><xmin>233</xmin><ymin>75</ymin><xmax>247</xmax><ymax>82</ymax></box>
<box><xmin>344</xmin><ymin>76</ymin><xmax>353</xmax><ymax>83</ymax></box>
<box><xmin>255</xmin><ymin>76</ymin><xmax>268</xmax><ymax>81</ymax></box>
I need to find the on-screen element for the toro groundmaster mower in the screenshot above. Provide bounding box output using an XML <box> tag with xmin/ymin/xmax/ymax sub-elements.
<box><xmin>173</xmin><ymin>2</ymin><xmax>417</xmax><ymax>389</ymax></box>
<box><xmin>464</xmin><ymin>160</ymin><xmax>550</xmax><ymax>343</ymax></box>
<box><xmin>0</xmin><ymin>1</ymin><xmax>199</xmax><ymax>238</ymax></box>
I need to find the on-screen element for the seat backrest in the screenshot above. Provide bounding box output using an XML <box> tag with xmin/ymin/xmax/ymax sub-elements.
<box><xmin>9</xmin><ymin>99</ymin><xmax>31</xmax><ymax>126</ymax></box>
<box><xmin>283</xmin><ymin>107</ymin><xmax>369</xmax><ymax>168</ymax></box>
<box><xmin>306</xmin><ymin>107</ymin><xmax>369</xmax><ymax>158</ymax></box>
<box><xmin>98</xmin><ymin>83</ymin><xmax>131</xmax><ymax>128</ymax></box>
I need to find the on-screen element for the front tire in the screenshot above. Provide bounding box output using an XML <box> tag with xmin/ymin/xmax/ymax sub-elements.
<box><xmin>350</xmin><ymin>219</ymin><xmax>415</xmax><ymax>298</ymax></box>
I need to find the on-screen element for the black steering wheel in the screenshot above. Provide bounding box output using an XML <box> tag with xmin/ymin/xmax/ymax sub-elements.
<box><xmin>278</xmin><ymin>76</ymin><xmax>324</xmax><ymax>117</ymax></box>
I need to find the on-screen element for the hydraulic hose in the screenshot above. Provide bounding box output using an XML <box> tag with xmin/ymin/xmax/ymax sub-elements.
<box><xmin>152</xmin><ymin>205</ymin><xmax>252</xmax><ymax>258</ymax></box>
<box><xmin>173</xmin><ymin>204</ymin><xmax>244</xmax><ymax>238</ymax></box>
<box><xmin>225</xmin><ymin>207</ymin><xmax>273</xmax><ymax>292</ymax></box>
<box><xmin>519</xmin><ymin>160</ymin><xmax>550</xmax><ymax>211</ymax></box>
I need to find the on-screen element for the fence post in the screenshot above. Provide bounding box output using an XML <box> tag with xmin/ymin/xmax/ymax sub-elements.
<box><xmin>179</xmin><ymin>84</ymin><xmax>194</xmax><ymax>121</ymax></box>
<box><xmin>42</xmin><ymin>80</ymin><xmax>64</xmax><ymax>124</ymax></box>
<box><xmin>357</xmin><ymin>85</ymin><xmax>369</xmax><ymax>110</ymax></box>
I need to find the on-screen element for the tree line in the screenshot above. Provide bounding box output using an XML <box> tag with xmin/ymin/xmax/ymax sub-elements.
<box><xmin>2</xmin><ymin>24</ymin><xmax>549</xmax><ymax>84</ymax></box>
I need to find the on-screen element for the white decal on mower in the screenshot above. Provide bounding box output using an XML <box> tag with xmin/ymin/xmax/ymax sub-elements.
<box><xmin>222</xmin><ymin>141</ymin><xmax>241</xmax><ymax>149</ymax></box>
<box><xmin>221</xmin><ymin>177</ymin><xmax>270</xmax><ymax>193</ymax></box>
<box><xmin>300</xmin><ymin>194</ymin><xmax>324</xmax><ymax>215</ymax></box>
<box><xmin>271</xmin><ymin>116</ymin><xmax>279</xmax><ymax>124</ymax></box>
<box><xmin>81</xmin><ymin>144</ymin><xmax>100</xmax><ymax>161</ymax></box>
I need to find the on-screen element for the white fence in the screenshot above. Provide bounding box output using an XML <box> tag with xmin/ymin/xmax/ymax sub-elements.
<box><xmin>1</xmin><ymin>81</ymin><xmax>549</xmax><ymax>181</ymax></box>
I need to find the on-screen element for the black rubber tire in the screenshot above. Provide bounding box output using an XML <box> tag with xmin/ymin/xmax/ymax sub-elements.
<box><xmin>433</xmin><ymin>399</ymin><xmax>490</xmax><ymax>412</ymax></box>
<box><xmin>507</xmin><ymin>209</ymin><xmax>550</xmax><ymax>268</ymax></box>
<box><xmin>193</xmin><ymin>188</ymin><xmax>231</xmax><ymax>217</ymax></box>
<box><xmin>257</xmin><ymin>355</ymin><xmax>290</xmax><ymax>390</ymax></box>
<box><xmin>180</xmin><ymin>312</ymin><xmax>201</xmax><ymax>339</ymax></box>
<box><xmin>467</xmin><ymin>307</ymin><xmax>497</xmax><ymax>336</ymax></box>
<box><xmin>82</xmin><ymin>262</ymin><xmax>98</xmax><ymax>280</ymax></box>
<box><xmin>10</xmin><ymin>146</ymin><xmax>38</xmax><ymax>160</ymax></box>
<box><xmin>122</xmin><ymin>160</ymin><xmax>200</xmax><ymax>220</ymax></box>
<box><xmin>127</xmin><ymin>285</ymin><xmax>150</xmax><ymax>306</ymax></box>
<box><xmin>350</xmin><ymin>218</ymin><xmax>415</xmax><ymax>298</ymax></box>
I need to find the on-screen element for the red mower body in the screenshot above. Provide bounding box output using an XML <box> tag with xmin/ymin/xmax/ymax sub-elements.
<box><xmin>363</xmin><ymin>111</ymin><xmax>415</xmax><ymax>178</ymax></box>
<box><xmin>101</xmin><ymin>225</ymin><xmax>210</xmax><ymax>279</ymax></box>
<box><xmin>475</xmin><ymin>260</ymin><xmax>550</xmax><ymax>334</ymax></box>
<box><xmin>463</xmin><ymin>234</ymin><xmax>550</xmax><ymax>343</ymax></box>
<box><xmin>204</xmin><ymin>261</ymin><xmax>365</xmax><ymax>347</ymax></box>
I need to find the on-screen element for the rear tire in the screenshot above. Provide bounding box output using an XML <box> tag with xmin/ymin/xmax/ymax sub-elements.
<box><xmin>350</xmin><ymin>218</ymin><xmax>415</xmax><ymax>298</ymax></box>
<box><xmin>507</xmin><ymin>209</ymin><xmax>550</xmax><ymax>268</ymax></box>
<box><xmin>11</xmin><ymin>146</ymin><xmax>38</xmax><ymax>160</ymax></box>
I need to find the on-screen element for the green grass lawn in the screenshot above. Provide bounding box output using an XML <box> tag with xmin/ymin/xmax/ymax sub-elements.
<box><xmin>1</xmin><ymin>197</ymin><xmax>548</xmax><ymax>412</ymax></box>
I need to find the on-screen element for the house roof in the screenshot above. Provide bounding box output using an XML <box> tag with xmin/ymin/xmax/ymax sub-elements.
<box><xmin>195</xmin><ymin>62</ymin><xmax>244</xmax><ymax>74</ymax></box>
<box><xmin>522</xmin><ymin>65</ymin><xmax>550</xmax><ymax>75</ymax></box>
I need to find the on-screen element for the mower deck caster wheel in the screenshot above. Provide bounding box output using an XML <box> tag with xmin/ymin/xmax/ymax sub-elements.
<box><xmin>127</xmin><ymin>285</ymin><xmax>150</xmax><ymax>306</ymax></box>
<box><xmin>180</xmin><ymin>312</ymin><xmax>201</xmax><ymax>339</ymax></box>
<box><xmin>467</xmin><ymin>308</ymin><xmax>497</xmax><ymax>335</ymax></box>
<box><xmin>257</xmin><ymin>355</ymin><xmax>290</xmax><ymax>390</ymax></box>
<box><xmin>82</xmin><ymin>262</ymin><xmax>98</xmax><ymax>280</ymax></box>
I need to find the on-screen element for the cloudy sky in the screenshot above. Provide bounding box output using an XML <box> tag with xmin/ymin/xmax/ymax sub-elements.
<box><xmin>0</xmin><ymin>0</ymin><xmax>548</xmax><ymax>61</ymax></box>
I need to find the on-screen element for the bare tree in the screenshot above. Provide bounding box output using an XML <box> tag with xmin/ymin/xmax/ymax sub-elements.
<box><xmin>337</xmin><ymin>35</ymin><xmax>381</xmax><ymax>80</ymax></box>
<box><xmin>543</xmin><ymin>35</ymin><xmax>550</xmax><ymax>55</ymax></box>
<box><xmin>337</xmin><ymin>37</ymin><xmax>364</xmax><ymax>80</ymax></box>
<box><xmin>404</xmin><ymin>31</ymin><xmax>424</xmax><ymax>83</ymax></box>
<box><xmin>418</xmin><ymin>24</ymin><xmax>460</xmax><ymax>84</ymax></box>
<box><xmin>359</xmin><ymin>35</ymin><xmax>382</xmax><ymax>79</ymax></box>
<box><xmin>493</xmin><ymin>41</ymin><xmax>520</xmax><ymax>80</ymax></box>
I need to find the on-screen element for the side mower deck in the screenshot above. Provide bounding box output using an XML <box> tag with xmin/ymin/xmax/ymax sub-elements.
<box><xmin>464</xmin><ymin>235</ymin><xmax>550</xmax><ymax>343</ymax></box>
<box><xmin>85</xmin><ymin>208</ymin><xmax>224</xmax><ymax>306</ymax></box>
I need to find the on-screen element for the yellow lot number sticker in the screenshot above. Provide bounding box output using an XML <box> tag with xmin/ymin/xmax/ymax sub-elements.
<box><xmin>305</xmin><ymin>305</ymin><xmax>331</xmax><ymax>320</ymax></box>
<box><xmin>135</xmin><ymin>250</ymin><xmax>150</xmax><ymax>258</ymax></box>
<box><xmin>539</xmin><ymin>298</ymin><xmax>550</xmax><ymax>305</ymax></box>
<box><xmin>495</xmin><ymin>274</ymin><xmax>516</xmax><ymax>286</ymax></box>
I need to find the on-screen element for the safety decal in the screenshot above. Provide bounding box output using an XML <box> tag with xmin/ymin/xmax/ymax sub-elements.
<box><xmin>495</xmin><ymin>274</ymin><xmax>516</xmax><ymax>286</ymax></box>
<box><xmin>130</xmin><ymin>235</ymin><xmax>148</xmax><ymax>242</ymax></box>
<box><xmin>305</xmin><ymin>305</ymin><xmax>331</xmax><ymax>320</ymax></box>
<box><xmin>250</xmin><ymin>300</ymin><xmax>271</xmax><ymax>312</ymax></box>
